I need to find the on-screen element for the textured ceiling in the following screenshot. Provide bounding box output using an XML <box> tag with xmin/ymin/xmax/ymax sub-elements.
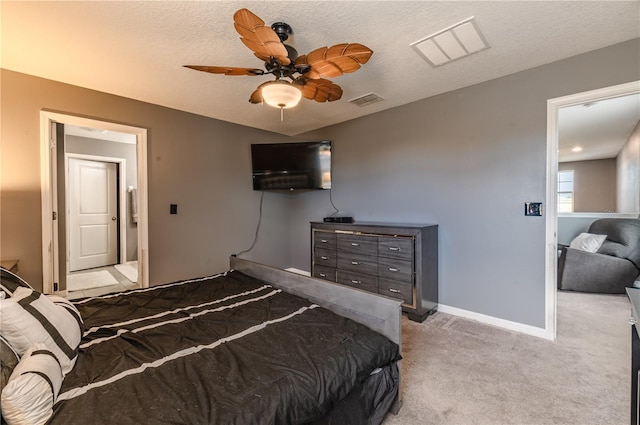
<box><xmin>2</xmin><ymin>1</ymin><xmax>639</xmax><ymax>136</ymax></box>
<box><xmin>559</xmin><ymin>93</ymin><xmax>640</xmax><ymax>162</ymax></box>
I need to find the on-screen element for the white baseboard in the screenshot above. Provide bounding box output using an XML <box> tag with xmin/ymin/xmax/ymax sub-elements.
<box><xmin>437</xmin><ymin>304</ymin><xmax>553</xmax><ymax>340</ymax></box>
<box><xmin>285</xmin><ymin>268</ymin><xmax>311</xmax><ymax>277</ymax></box>
<box><xmin>281</xmin><ymin>267</ymin><xmax>554</xmax><ymax>340</ymax></box>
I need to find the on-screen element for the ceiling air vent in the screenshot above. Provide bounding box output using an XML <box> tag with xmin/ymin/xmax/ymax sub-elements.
<box><xmin>349</xmin><ymin>93</ymin><xmax>384</xmax><ymax>107</ymax></box>
<box><xmin>410</xmin><ymin>17</ymin><xmax>489</xmax><ymax>67</ymax></box>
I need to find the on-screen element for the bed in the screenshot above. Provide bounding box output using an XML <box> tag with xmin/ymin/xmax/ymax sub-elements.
<box><xmin>0</xmin><ymin>257</ymin><xmax>402</xmax><ymax>425</ymax></box>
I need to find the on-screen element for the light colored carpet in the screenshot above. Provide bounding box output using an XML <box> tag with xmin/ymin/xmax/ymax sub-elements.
<box><xmin>67</xmin><ymin>270</ymin><xmax>118</xmax><ymax>291</ymax></box>
<box><xmin>114</xmin><ymin>261</ymin><xmax>138</xmax><ymax>283</ymax></box>
<box><xmin>383</xmin><ymin>291</ymin><xmax>630</xmax><ymax>425</ymax></box>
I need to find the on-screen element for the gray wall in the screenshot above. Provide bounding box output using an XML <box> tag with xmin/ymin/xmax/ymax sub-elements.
<box><xmin>618</xmin><ymin>120</ymin><xmax>640</xmax><ymax>214</ymax></box>
<box><xmin>1</xmin><ymin>38</ymin><xmax>638</xmax><ymax>330</ymax></box>
<box><xmin>0</xmin><ymin>69</ymin><xmax>293</xmax><ymax>290</ymax></box>
<box><xmin>559</xmin><ymin>159</ymin><xmax>617</xmax><ymax>212</ymax></box>
<box><xmin>290</xmin><ymin>38</ymin><xmax>640</xmax><ymax>329</ymax></box>
<box><xmin>557</xmin><ymin>216</ymin><xmax>595</xmax><ymax>246</ymax></box>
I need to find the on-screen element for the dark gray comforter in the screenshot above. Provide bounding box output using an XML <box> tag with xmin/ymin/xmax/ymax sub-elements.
<box><xmin>50</xmin><ymin>271</ymin><xmax>400</xmax><ymax>424</ymax></box>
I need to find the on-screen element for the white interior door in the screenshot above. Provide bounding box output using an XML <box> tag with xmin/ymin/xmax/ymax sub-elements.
<box><xmin>68</xmin><ymin>158</ymin><xmax>118</xmax><ymax>271</ymax></box>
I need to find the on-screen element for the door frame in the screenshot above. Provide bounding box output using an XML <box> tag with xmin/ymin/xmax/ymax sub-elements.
<box><xmin>40</xmin><ymin>111</ymin><xmax>149</xmax><ymax>294</ymax></box>
<box><xmin>545</xmin><ymin>80</ymin><xmax>640</xmax><ymax>340</ymax></box>
<box><xmin>66</xmin><ymin>154</ymin><xmax>127</xmax><ymax>270</ymax></box>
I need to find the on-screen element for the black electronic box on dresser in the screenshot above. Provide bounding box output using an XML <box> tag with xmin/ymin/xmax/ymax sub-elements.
<box><xmin>311</xmin><ymin>222</ymin><xmax>438</xmax><ymax>322</ymax></box>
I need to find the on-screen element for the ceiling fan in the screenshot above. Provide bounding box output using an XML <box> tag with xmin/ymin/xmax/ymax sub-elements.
<box><xmin>184</xmin><ymin>8</ymin><xmax>373</xmax><ymax>116</ymax></box>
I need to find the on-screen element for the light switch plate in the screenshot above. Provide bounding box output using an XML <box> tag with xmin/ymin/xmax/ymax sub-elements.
<box><xmin>525</xmin><ymin>202</ymin><xmax>543</xmax><ymax>216</ymax></box>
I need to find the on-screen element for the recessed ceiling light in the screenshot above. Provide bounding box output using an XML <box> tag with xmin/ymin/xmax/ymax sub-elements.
<box><xmin>572</xmin><ymin>146</ymin><xmax>583</xmax><ymax>152</ymax></box>
<box><xmin>410</xmin><ymin>17</ymin><xmax>490</xmax><ymax>67</ymax></box>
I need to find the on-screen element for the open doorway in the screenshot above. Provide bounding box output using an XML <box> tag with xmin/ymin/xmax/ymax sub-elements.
<box><xmin>545</xmin><ymin>81</ymin><xmax>640</xmax><ymax>340</ymax></box>
<box><xmin>40</xmin><ymin>112</ymin><xmax>149</xmax><ymax>296</ymax></box>
<box><xmin>63</xmin><ymin>125</ymin><xmax>139</xmax><ymax>298</ymax></box>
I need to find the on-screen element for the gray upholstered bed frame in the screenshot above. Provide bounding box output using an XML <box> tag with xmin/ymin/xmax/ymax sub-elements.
<box><xmin>229</xmin><ymin>256</ymin><xmax>403</xmax><ymax>413</ymax></box>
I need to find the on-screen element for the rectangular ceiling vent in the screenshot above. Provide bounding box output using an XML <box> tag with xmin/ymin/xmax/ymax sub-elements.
<box><xmin>410</xmin><ymin>17</ymin><xmax>490</xmax><ymax>68</ymax></box>
<box><xmin>349</xmin><ymin>92</ymin><xmax>384</xmax><ymax>107</ymax></box>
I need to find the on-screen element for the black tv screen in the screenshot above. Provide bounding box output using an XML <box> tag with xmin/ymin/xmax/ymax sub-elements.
<box><xmin>251</xmin><ymin>141</ymin><xmax>332</xmax><ymax>191</ymax></box>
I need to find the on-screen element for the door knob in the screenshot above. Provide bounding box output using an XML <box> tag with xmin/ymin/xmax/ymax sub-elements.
<box><xmin>111</xmin><ymin>217</ymin><xmax>117</xmax><ymax>221</ymax></box>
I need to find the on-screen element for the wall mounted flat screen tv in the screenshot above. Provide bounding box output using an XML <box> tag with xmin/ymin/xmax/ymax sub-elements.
<box><xmin>251</xmin><ymin>141</ymin><xmax>331</xmax><ymax>191</ymax></box>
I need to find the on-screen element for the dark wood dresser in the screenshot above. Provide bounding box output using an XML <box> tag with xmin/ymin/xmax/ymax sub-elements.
<box><xmin>311</xmin><ymin>222</ymin><xmax>438</xmax><ymax>322</ymax></box>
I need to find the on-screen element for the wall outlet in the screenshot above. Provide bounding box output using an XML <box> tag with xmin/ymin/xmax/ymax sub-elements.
<box><xmin>170</xmin><ymin>204</ymin><xmax>177</xmax><ymax>214</ymax></box>
<box><xmin>525</xmin><ymin>202</ymin><xmax>543</xmax><ymax>216</ymax></box>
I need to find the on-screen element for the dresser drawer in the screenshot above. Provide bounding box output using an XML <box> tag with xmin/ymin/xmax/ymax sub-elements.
<box><xmin>312</xmin><ymin>222</ymin><xmax>439</xmax><ymax>323</ymax></box>
<box><xmin>378</xmin><ymin>277</ymin><xmax>413</xmax><ymax>304</ymax></box>
<box><xmin>337</xmin><ymin>234</ymin><xmax>378</xmax><ymax>255</ymax></box>
<box><xmin>337</xmin><ymin>270</ymin><xmax>378</xmax><ymax>293</ymax></box>
<box><xmin>314</xmin><ymin>248</ymin><xmax>337</xmax><ymax>268</ymax></box>
<box><xmin>378</xmin><ymin>237</ymin><xmax>413</xmax><ymax>261</ymax></box>
<box><xmin>313</xmin><ymin>265</ymin><xmax>336</xmax><ymax>282</ymax></box>
<box><xmin>378</xmin><ymin>258</ymin><xmax>413</xmax><ymax>282</ymax></box>
<box><xmin>314</xmin><ymin>232</ymin><xmax>337</xmax><ymax>250</ymax></box>
<box><xmin>337</xmin><ymin>252</ymin><xmax>378</xmax><ymax>276</ymax></box>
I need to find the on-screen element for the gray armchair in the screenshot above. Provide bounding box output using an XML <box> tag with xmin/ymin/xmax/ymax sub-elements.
<box><xmin>558</xmin><ymin>218</ymin><xmax>640</xmax><ymax>294</ymax></box>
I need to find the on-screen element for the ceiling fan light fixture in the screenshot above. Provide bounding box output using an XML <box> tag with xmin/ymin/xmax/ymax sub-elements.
<box><xmin>185</xmin><ymin>8</ymin><xmax>372</xmax><ymax>115</ymax></box>
<box><xmin>261</xmin><ymin>81</ymin><xmax>302</xmax><ymax>109</ymax></box>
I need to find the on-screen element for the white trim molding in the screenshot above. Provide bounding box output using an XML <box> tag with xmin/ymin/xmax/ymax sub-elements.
<box><xmin>437</xmin><ymin>304</ymin><xmax>552</xmax><ymax>340</ymax></box>
<box><xmin>40</xmin><ymin>111</ymin><xmax>149</xmax><ymax>294</ymax></box>
<box><xmin>558</xmin><ymin>212</ymin><xmax>638</xmax><ymax>219</ymax></box>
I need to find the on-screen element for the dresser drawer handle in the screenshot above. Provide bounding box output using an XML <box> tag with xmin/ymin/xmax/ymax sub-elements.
<box><xmin>388</xmin><ymin>288</ymin><xmax>401</xmax><ymax>294</ymax></box>
<box><xmin>351</xmin><ymin>243</ymin><xmax>360</xmax><ymax>247</ymax></box>
<box><xmin>388</xmin><ymin>267</ymin><xmax>399</xmax><ymax>272</ymax></box>
<box><xmin>351</xmin><ymin>261</ymin><xmax>360</xmax><ymax>265</ymax></box>
<box><xmin>321</xmin><ymin>256</ymin><xmax>329</xmax><ymax>260</ymax></box>
<box><xmin>351</xmin><ymin>280</ymin><xmax>361</xmax><ymax>285</ymax></box>
<box><xmin>320</xmin><ymin>239</ymin><xmax>329</xmax><ymax>243</ymax></box>
<box><xmin>388</xmin><ymin>247</ymin><xmax>401</xmax><ymax>251</ymax></box>
<box><xmin>319</xmin><ymin>273</ymin><xmax>327</xmax><ymax>278</ymax></box>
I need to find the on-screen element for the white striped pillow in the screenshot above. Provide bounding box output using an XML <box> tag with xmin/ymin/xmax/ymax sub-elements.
<box><xmin>0</xmin><ymin>268</ymin><xmax>33</xmax><ymax>298</ymax></box>
<box><xmin>0</xmin><ymin>288</ymin><xmax>83</xmax><ymax>375</ymax></box>
<box><xmin>1</xmin><ymin>344</ymin><xmax>63</xmax><ymax>425</ymax></box>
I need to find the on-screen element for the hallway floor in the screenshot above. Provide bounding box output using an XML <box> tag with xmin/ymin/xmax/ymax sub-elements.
<box><xmin>67</xmin><ymin>265</ymin><xmax>138</xmax><ymax>300</ymax></box>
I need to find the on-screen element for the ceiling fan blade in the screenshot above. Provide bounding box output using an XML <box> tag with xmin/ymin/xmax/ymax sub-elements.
<box><xmin>233</xmin><ymin>8</ymin><xmax>291</xmax><ymax>65</ymax></box>
<box><xmin>295</xmin><ymin>78</ymin><xmax>343</xmax><ymax>102</ymax></box>
<box><xmin>184</xmin><ymin>65</ymin><xmax>265</xmax><ymax>76</ymax></box>
<box><xmin>249</xmin><ymin>88</ymin><xmax>262</xmax><ymax>104</ymax></box>
<box><xmin>252</xmin><ymin>52</ymin><xmax>272</xmax><ymax>63</ymax></box>
<box><xmin>233</xmin><ymin>8</ymin><xmax>264</xmax><ymax>30</ymax></box>
<box><xmin>296</xmin><ymin>43</ymin><xmax>373</xmax><ymax>79</ymax></box>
